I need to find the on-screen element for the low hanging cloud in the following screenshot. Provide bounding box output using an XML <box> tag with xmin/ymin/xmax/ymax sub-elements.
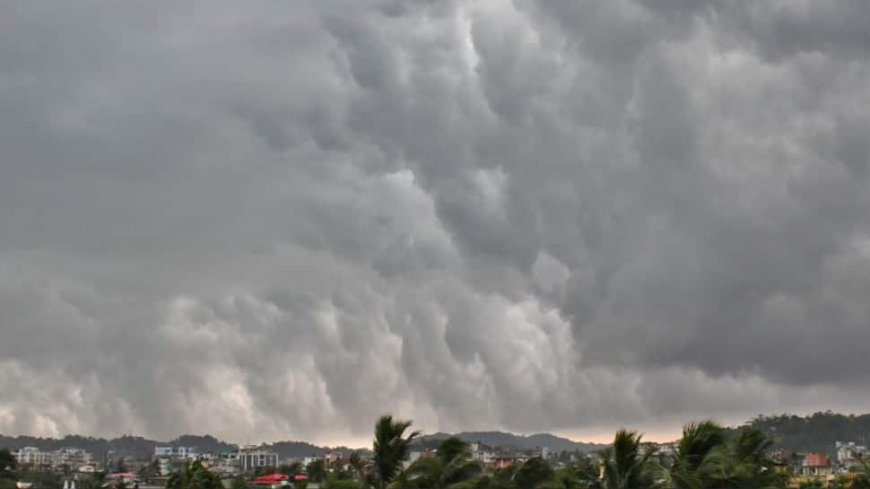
<box><xmin>1</xmin><ymin>0</ymin><xmax>870</xmax><ymax>444</ymax></box>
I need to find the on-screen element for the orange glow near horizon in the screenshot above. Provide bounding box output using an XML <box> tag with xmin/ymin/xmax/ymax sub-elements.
<box><xmin>552</xmin><ymin>427</ymin><xmax>683</xmax><ymax>445</ymax></box>
<box><xmin>306</xmin><ymin>426</ymin><xmax>685</xmax><ymax>449</ymax></box>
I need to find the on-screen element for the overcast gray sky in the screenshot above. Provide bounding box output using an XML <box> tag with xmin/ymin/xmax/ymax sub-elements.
<box><xmin>1</xmin><ymin>0</ymin><xmax>870</xmax><ymax>446</ymax></box>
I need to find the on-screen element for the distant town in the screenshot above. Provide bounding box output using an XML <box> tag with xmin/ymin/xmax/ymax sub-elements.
<box><xmin>1</xmin><ymin>412</ymin><xmax>868</xmax><ymax>489</ymax></box>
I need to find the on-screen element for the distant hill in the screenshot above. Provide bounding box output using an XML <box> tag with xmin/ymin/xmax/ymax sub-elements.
<box><xmin>169</xmin><ymin>435</ymin><xmax>236</xmax><ymax>454</ymax></box>
<box><xmin>415</xmin><ymin>431</ymin><xmax>602</xmax><ymax>453</ymax></box>
<box><xmin>0</xmin><ymin>434</ymin><xmax>235</xmax><ymax>460</ymax></box>
<box><xmin>260</xmin><ymin>441</ymin><xmax>328</xmax><ymax>460</ymax></box>
<box><xmin>3</xmin><ymin>412</ymin><xmax>866</xmax><ymax>461</ymax></box>
<box><xmin>744</xmin><ymin>412</ymin><xmax>870</xmax><ymax>456</ymax></box>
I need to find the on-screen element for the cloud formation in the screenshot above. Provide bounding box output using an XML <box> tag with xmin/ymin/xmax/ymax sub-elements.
<box><xmin>1</xmin><ymin>0</ymin><xmax>870</xmax><ymax>444</ymax></box>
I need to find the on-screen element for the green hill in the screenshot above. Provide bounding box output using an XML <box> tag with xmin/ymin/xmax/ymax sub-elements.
<box><xmin>744</xmin><ymin>412</ymin><xmax>870</xmax><ymax>455</ymax></box>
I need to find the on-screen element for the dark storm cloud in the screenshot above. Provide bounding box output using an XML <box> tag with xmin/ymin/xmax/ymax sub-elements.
<box><xmin>1</xmin><ymin>0</ymin><xmax>869</xmax><ymax>443</ymax></box>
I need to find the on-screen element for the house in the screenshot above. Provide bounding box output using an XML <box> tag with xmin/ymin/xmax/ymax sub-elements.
<box><xmin>802</xmin><ymin>453</ymin><xmax>833</xmax><ymax>477</ymax></box>
<box><xmin>769</xmin><ymin>449</ymin><xmax>792</xmax><ymax>475</ymax></box>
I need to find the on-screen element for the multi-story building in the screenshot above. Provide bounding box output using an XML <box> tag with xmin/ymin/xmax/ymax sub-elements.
<box><xmin>51</xmin><ymin>448</ymin><xmax>94</xmax><ymax>469</ymax></box>
<box><xmin>836</xmin><ymin>441</ymin><xmax>867</xmax><ymax>470</ymax></box>
<box><xmin>530</xmin><ymin>447</ymin><xmax>551</xmax><ymax>459</ymax></box>
<box><xmin>470</xmin><ymin>443</ymin><xmax>495</xmax><ymax>464</ymax></box>
<box><xmin>153</xmin><ymin>446</ymin><xmax>201</xmax><ymax>475</ymax></box>
<box><xmin>302</xmin><ymin>456</ymin><xmax>320</xmax><ymax>466</ymax></box>
<box><xmin>323</xmin><ymin>451</ymin><xmax>344</xmax><ymax>466</ymax></box>
<box><xmin>14</xmin><ymin>447</ymin><xmax>52</xmax><ymax>467</ymax></box>
<box><xmin>231</xmin><ymin>449</ymin><xmax>279</xmax><ymax>473</ymax></box>
<box><xmin>154</xmin><ymin>446</ymin><xmax>199</xmax><ymax>460</ymax></box>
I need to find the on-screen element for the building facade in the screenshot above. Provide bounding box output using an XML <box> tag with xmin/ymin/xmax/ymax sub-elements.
<box><xmin>233</xmin><ymin>449</ymin><xmax>279</xmax><ymax>473</ymax></box>
<box><xmin>154</xmin><ymin>446</ymin><xmax>199</xmax><ymax>460</ymax></box>
<box><xmin>802</xmin><ymin>453</ymin><xmax>833</xmax><ymax>477</ymax></box>
<box><xmin>51</xmin><ymin>448</ymin><xmax>94</xmax><ymax>469</ymax></box>
<box><xmin>14</xmin><ymin>447</ymin><xmax>52</xmax><ymax>467</ymax></box>
<box><xmin>836</xmin><ymin>441</ymin><xmax>867</xmax><ymax>470</ymax></box>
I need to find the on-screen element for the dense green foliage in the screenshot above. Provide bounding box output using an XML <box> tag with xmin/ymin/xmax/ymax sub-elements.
<box><xmin>230</xmin><ymin>476</ymin><xmax>249</xmax><ymax>489</ymax></box>
<box><xmin>165</xmin><ymin>461</ymin><xmax>223</xmax><ymax>489</ymax></box>
<box><xmin>853</xmin><ymin>460</ymin><xmax>870</xmax><ymax>489</ymax></box>
<box><xmin>0</xmin><ymin>449</ymin><xmax>16</xmax><ymax>489</ymax></box>
<box><xmin>401</xmin><ymin>437</ymin><xmax>482</xmax><ymax>489</ymax></box>
<box><xmin>10</xmin><ymin>471</ymin><xmax>62</xmax><ymax>489</ymax></box>
<box><xmin>0</xmin><ymin>449</ymin><xmax>15</xmax><ymax>473</ymax></box>
<box><xmin>307</xmin><ymin>459</ymin><xmax>327</xmax><ymax>483</ymax></box>
<box><xmin>512</xmin><ymin>457</ymin><xmax>554</xmax><ymax>489</ymax></box>
<box><xmin>323</xmin><ymin>480</ymin><xmax>366</xmax><ymax>489</ymax></box>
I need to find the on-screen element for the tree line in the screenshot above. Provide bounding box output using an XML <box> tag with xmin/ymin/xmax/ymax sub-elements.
<box><xmin>156</xmin><ymin>415</ymin><xmax>870</xmax><ymax>489</ymax></box>
<box><xmin>343</xmin><ymin>417</ymin><xmax>797</xmax><ymax>489</ymax></box>
<box><xmin>5</xmin><ymin>415</ymin><xmax>870</xmax><ymax>489</ymax></box>
<box><xmin>746</xmin><ymin>413</ymin><xmax>870</xmax><ymax>456</ymax></box>
<box><xmin>269</xmin><ymin>416</ymin><xmax>870</xmax><ymax>489</ymax></box>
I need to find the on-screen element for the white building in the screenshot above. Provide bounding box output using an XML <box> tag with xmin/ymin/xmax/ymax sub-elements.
<box><xmin>231</xmin><ymin>449</ymin><xmax>279</xmax><ymax>473</ymax></box>
<box><xmin>470</xmin><ymin>443</ymin><xmax>495</xmax><ymax>464</ymax></box>
<box><xmin>51</xmin><ymin>448</ymin><xmax>94</xmax><ymax>469</ymax></box>
<box><xmin>154</xmin><ymin>446</ymin><xmax>199</xmax><ymax>460</ymax></box>
<box><xmin>14</xmin><ymin>447</ymin><xmax>52</xmax><ymax>466</ymax></box>
<box><xmin>531</xmin><ymin>447</ymin><xmax>551</xmax><ymax>460</ymax></box>
<box><xmin>836</xmin><ymin>441</ymin><xmax>867</xmax><ymax>469</ymax></box>
<box><xmin>323</xmin><ymin>451</ymin><xmax>344</xmax><ymax>465</ymax></box>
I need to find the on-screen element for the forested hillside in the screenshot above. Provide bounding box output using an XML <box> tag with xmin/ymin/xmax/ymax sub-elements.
<box><xmin>745</xmin><ymin>412</ymin><xmax>870</xmax><ymax>455</ymax></box>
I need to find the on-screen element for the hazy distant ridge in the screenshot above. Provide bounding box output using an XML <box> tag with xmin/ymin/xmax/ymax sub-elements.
<box><xmin>415</xmin><ymin>431</ymin><xmax>602</xmax><ymax>453</ymax></box>
<box><xmin>3</xmin><ymin>412</ymin><xmax>868</xmax><ymax>458</ymax></box>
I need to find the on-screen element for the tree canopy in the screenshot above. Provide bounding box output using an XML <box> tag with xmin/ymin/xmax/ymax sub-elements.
<box><xmin>165</xmin><ymin>461</ymin><xmax>223</xmax><ymax>489</ymax></box>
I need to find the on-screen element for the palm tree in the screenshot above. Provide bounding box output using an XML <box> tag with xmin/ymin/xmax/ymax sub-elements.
<box><xmin>707</xmin><ymin>428</ymin><xmax>785</xmax><ymax>489</ymax></box>
<box><xmin>348</xmin><ymin>451</ymin><xmax>369</xmax><ymax>484</ymax></box>
<box><xmin>372</xmin><ymin>415</ymin><xmax>421</xmax><ymax>489</ymax></box>
<box><xmin>670</xmin><ymin>421</ymin><xmax>726</xmax><ymax>489</ymax></box>
<box><xmin>599</xmin><ymin>429</ymin><xmax>661</xmax><ymax>489</ymax></box>
<box><xmin>404</xmin><ymin>437</ymin><xmax>482</xmax><ymax>489</ymax></box>
<box><xmin>437</xmin><ymin>438</ymin><xmax>472</xmax><ymax>466</ymax></box>
<box><xmin>731</xmin><ymin>429</ymin><xmax>770</xmax><ymax>467</ymax></box>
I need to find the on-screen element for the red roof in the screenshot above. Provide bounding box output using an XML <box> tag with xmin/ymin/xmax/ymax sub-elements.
<box><xmin>108</xmin><ymin>473</ymin><xmax>139</xmax><ymax>479</ymax></box>
<box><xmin>253</xmin><ymin>474</ymin><xmax>289</xmax><ymax>485</ymax></box>
<box><xmin>293</xmin><ymin>475</ymin><xmax>308</xmax><ymax>482</ymax></box>
<box><xmin>804</xmin><ymin>453</ymin><xmax>831</xmax><ymax>467</ymax></box>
